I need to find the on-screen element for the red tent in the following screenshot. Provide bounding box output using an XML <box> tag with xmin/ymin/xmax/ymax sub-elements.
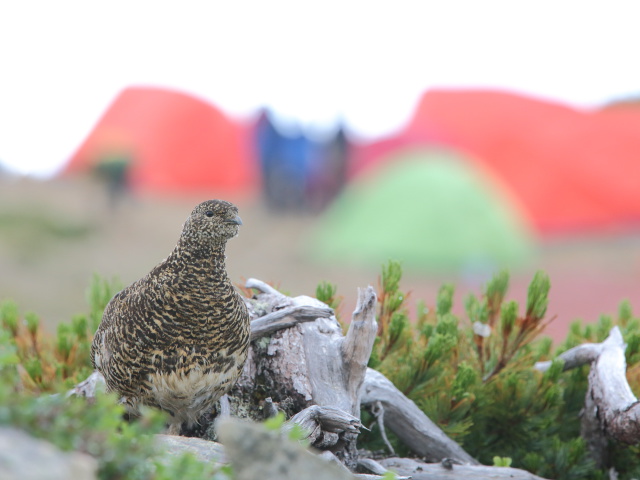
<box><xmin>353</xmin><ymin>89</ymin><xmax>640</xmax><ymax>234</ymax></box>
<box><xmin>65</xmin><ymin>86</ymin><xmax>256</xmax><ymax>196</ymax></box>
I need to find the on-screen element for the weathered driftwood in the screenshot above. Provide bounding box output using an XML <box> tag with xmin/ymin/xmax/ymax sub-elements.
<box><xmin>316</xmin><ymin>451</ymin><xmax>411</xmax><ymax>480</ymax></box>
<box><xmin>378</xmin><ymin>457</ymin><xmax>549</xmax><ymax>480</ymax></box>
<box><xmin>537</xmin><ymin>327</ymin><xmax>640</xmax><ymax>444</ymax></box>
<box><xmin>232</xmin><ymin>278</ymin><xmax>378</xmax><ymax>469</ymax></box>
<box><xmin>582</xmin><ymin>377</ymin><xmax>609</xmax><ymax>469</ymax></box>
<box><xmin>536</xmin><ymin>326</ymin><xmax>640</xmax><ymax>468</ymax></box>
<box><xmin>534</xmin><ymin>342</ymin><xmax>604</xmax><ymax>372</ymax></box>
<box><xmin>361</xmin><ymin>368</ymin><xmax>478</xmax><ymax>465</ymax></box>
<box><xmin>285</xmin><ymin>405</ymin><xmax>362</xmax><ymax>449</ymax></box>
<box><xmin>535</xmin><ymin>333</ymin><xmax>614</xmax><ymax>468</ymax></box>
<box><xmin>250</xmin><ymin>305</ymin><xmax>334</xmax><ymax>341</ymax></box>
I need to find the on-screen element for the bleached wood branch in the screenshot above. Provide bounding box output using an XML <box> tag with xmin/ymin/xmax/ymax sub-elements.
<box><xmin>342</xmin><ymin>287</ymin><xmax>378</xmax><ymax>411</ymax></box>
<box><xmin>534</xmin><ymin>343</ymin><xmax>604</xmax><ymax>372</ymax></box>
<box><xmin>586</xmin><ymin>327</ymin><xmax>640</xmax><ymax>444</ymax></box>
<box><xmin>582</xmin><ymin>378</ymin><xmax>609</xmax><ymax>468</ymax></box>
<box><xmin>250</xmin><ymin>305</ymin><xmax>334</xmax><ymax>341</ymax></box>
<box><xmin>245</xmin><ymin>277</ymin><xmax>283</xmax><ymax>297</ymax></box>
<box><xmin>361</xmin><ymin>368</ymin><xmax>478</xmax><ymax>465</ymax></box>
<box><xmin>285</xmin><ymin>405</ymin><xmax>363</xmax><ymax>448</ymax></box>
<box><xmin>297</xmin><ymin>287</ymin><xmax>378</xmax><ymax>419</ymax></box>
<box><xmin>539</xmin><ymin>327</ymin><xmax>640</xmax><ymax>465</ymax></box>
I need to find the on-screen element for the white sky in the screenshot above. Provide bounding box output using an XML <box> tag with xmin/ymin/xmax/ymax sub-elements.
<box><xmin>1</xmin><ymin>0</ymin><xmax>639</xmax><ymax>176</ymax></box>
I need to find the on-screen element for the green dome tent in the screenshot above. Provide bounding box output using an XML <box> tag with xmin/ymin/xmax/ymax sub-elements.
<box><xmin>309</xmin><ymin>149</ymin><xmax>535</xmax><ymax>272</ymax></box>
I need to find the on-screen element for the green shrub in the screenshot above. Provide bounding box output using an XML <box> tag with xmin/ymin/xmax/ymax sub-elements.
<box><xmin>0</xmin><ymin>274</ymin><xmax>120</xmax><ymax>393</ymax></box>
<box><xmin>2</xmin><ymin>265</ymin><xmax>639</xmax><ymax>480</ymax></box>
<box><xmin>356</xmin><ymin>260</ymin><xmax>640</xmax><ymax>480</ymax></box>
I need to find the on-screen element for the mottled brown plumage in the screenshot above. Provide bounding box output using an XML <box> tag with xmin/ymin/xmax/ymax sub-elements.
<box><xmin>91</xmin><ymin>199</ymin><xmax>250</xmax><ymax>434</ymax></box>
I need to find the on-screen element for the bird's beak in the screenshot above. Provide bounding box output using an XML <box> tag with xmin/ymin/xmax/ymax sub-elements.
<box><xmin>225</xmin><ymin>215</ymin><xmax>243</xmax><ymax>226</ymax></box>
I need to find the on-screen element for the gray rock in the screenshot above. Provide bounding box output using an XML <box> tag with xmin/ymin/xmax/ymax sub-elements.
<box><xmin>155</xmin><ymin>434</ymin><xmax>226</xmax><ymax>464</ymax></box>
<box><xmin>217</xmin><ymin>418</ymin><xmax>357</xmax><ymax>480</ymax></box>
<box><xmin>0</xmin><ymin>427</ymin><xmax>97</xmax><ymax>480</ymax></box>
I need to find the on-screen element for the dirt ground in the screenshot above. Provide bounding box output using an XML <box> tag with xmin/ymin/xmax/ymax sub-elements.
<box><xmin>1</xmin><ymin>175</ymin><xmax>639</xmax><ymax>342</ymax></box>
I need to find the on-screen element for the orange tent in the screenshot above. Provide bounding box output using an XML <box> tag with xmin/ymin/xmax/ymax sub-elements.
<box><xmin>65</xmin><ymin>86</ymin><xmax>256</xmax><ymax>196</ymax></box>
<box><xmin>401</xmin><ymin>89</ymin><xmax>640</xmax><ymax>234</ymax></box>
<box><xmin>352</xmin><ymin>89</ymin><xmax>640</xmax><ymax>234</ymax></box>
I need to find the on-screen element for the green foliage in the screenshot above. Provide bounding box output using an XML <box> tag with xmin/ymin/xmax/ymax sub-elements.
<box><xmin>526</xmin><ymin>271</ymin><xmax>550</xmax><ymax>320</ymax></box>
<box><xmin>436</xmin><ymin>284</ymin><xmax>454</xmax><ymax>316</ymax></box>
<box><xmin>315</xmin><ymin>280</ymin><xmax>343</xmax><ymax>322</ymax></box>
<box><xmin>519</xmin><ymin>436</ymin><xmax>598</xmax><ymax>480</ymax></box>
<box><xmin>0</xmin><ymin>329</ymin><xmax>19</xmax><ymax>368</ymax></box>
<box><xmin>362</xmin><ymin>261</ymin><xmax>640</xmax><ymax>480</ymax></box>
<box><xmin>265</xmin><ymin>412</ymin><xmax>311</xmax><ymax>445</ymax></box>
<box><xmin>1</xmin><ymin>275</ymin><xmax>122</xmax><ymax>393</ymax></box>
<box><xmin>619</xmin><ymin>300</ymin><xmax>633</xmax><ymax>325</ymax></box>
<box><xmin>0</xmin><ymin>275</ymin><xmax>119</xmax><ymax>393</ymax></box>
<box><xmin>263</xmin><ymin>411</ymin><xmax>286</xmax><ymax>430</ymax></box>
<box><xmin>1</xmin><ymin>381</ymin><xmax>224</xmax><ymax>479</ymax></box>
<box><xmin>315</xmin><ymin>281</ymin><xmax>340</xmax><ymax>309</ymax></box>
<box><xmin>381</xmin><ymin>260</ymin><xmax>402</xmax><ymax>294</ymax></box>
<box><xmin>485</xmin><ymin>269</ymin><xmax>509</xmax><ymax>322</ymax></box>
<box><xmin>493</xmin><ymin>456</ymin><xmax>512</xmax><ymax>467</ymax></box>
<box><xmin>286</xmin><ymin>423</ymin><xmax>310</xmax><ymax>444</ymax></box>
<box><xmin>374</xmin><ymin>260</ymin><xmax>412</xmax><ymax>365</ymax></box>
<box><xmin>1</xmin><ymin>300</ymin><xmax>19</xmax><ymax>336</ymax></box>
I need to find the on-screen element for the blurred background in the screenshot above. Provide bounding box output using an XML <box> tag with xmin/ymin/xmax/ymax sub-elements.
<box><xmin>1</xmin><ymin>1</ymin><xmax>640</xmax><ymax>341</ymax></box>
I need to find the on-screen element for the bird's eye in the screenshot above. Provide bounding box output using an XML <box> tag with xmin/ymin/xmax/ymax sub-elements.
<box><xmin>205</xmin><ymin>211</ymin><xmax>214</xmax><ymax>217</ymax></box>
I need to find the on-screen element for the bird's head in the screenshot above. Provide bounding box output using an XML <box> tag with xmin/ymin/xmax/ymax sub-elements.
<box><xmin>182</xmin><ymin>199</ymin><xmax>243</xmax><ymax>245</ymax></box>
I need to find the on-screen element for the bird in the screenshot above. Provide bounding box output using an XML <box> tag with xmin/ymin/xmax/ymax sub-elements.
<box><xmin>91</xmin><ymin>199</ymin><xmax>250</xmax><ymax>435</ymax></box>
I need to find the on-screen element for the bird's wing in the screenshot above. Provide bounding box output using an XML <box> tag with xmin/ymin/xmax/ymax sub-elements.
<box><xmin>92</xmin><ymin>282</ymin><xmax>161</xmax><ymax>396</ymax></box>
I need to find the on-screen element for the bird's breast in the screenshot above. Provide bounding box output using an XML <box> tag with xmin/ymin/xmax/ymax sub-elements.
<box><xmin>145</xmin><ymin>347</ymin><xmax>247</xmax><ymax>422</ymax></box>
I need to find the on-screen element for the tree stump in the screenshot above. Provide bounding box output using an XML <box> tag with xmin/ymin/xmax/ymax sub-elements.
<box><xmin>228</xmin><ymin>278</ymin><xmax>378</xmax><ymax>468</ymax></box>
